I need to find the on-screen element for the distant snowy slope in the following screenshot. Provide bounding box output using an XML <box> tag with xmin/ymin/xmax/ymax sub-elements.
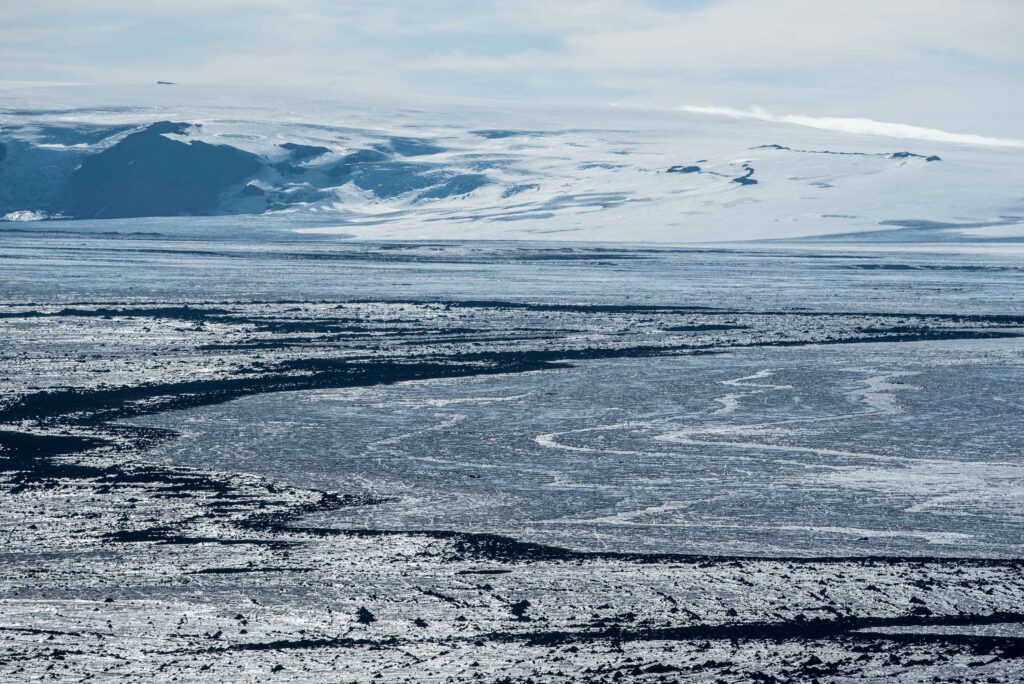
<box><xmin>1</xmin><ymin>85</ymin><xmax>1021</xmax><ymax>242</ymax></box>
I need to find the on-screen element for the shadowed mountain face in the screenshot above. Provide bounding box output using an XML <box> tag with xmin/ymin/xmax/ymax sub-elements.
<box><xmin>68</xmin><ymin>122</ymin><xmax>262</xmax><ymax>219</ymax></box>
<box><xmin>375</xmin><ymin>136</ymin><xmax>445</xmax><ymax>157</ymax></box>
<box><xmin>0</xmin><ymin>115</ymin><xmax>494</xmax><ymax>220</ymax></box>
<box><xmin>278</xmin><ymin>142</ymin><xmax>330</xmax><ymax>162</ymax></box>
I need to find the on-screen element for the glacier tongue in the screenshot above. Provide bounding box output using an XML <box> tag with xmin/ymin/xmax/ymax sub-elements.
<box><xmin>1</xmin><ymin>84</ymin><xmax>1022</xmax><ymax>242</ymax></box>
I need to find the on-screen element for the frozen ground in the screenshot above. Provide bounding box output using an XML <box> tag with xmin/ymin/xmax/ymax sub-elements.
<box><xmin>2</xmin><ymin>84</ymin><xmax>1024</xmax><ymax>682</ymax></box>
<box><xmin>2</xmin><ymin>226</ymin><xmax>1024</xmax><ymax>680</ymax></box>
<box><xmin>134</xmin><ymin>341</ymin><xmax>1024</xmax><ymax>558</ymax></box>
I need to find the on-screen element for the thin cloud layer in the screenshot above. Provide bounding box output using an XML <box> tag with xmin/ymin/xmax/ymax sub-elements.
<box><xmin>1</xmin><ymin>1</ymin><xmax>1021</xmax><ymax>139</ymax></box>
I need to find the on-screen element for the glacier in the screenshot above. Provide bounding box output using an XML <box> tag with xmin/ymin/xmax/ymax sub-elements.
<box><xmin>1</xmin><ymin>84</ymin><xmax>1022</xmax><ymax>242</ymax></box>
<box><xmin>4</xmin><ymin>84</ymin><xmax>1024</xmax><ymax>682</ymax></box>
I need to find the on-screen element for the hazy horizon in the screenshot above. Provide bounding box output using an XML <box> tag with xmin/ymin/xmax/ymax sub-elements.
<box><xmin>2</xmin><ymin>1</ymin><xmax>1022</xmax><ymax>139</ymax></box>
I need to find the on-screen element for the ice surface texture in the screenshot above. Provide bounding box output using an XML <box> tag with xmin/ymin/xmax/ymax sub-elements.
<box><xmin>2</xmin><ymin>85</ymin><xmax>1022</xmax><ymax>240</ymax></box>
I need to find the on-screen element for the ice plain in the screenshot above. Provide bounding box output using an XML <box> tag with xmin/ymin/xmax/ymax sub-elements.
<box><xmin>2</xmin><ymin>87</ymin><xmax>1024</xmax><ymax>682</ymax></box>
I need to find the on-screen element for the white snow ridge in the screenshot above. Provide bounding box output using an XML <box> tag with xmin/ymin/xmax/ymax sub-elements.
<box><xmin>1</xmin><ymin>85</ymin><xmax>1022</xmax><ymax>243</ymax></box>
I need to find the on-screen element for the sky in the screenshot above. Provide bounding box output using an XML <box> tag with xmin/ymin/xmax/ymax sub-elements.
<box><xmin>1</xmin><ymin>0</ymin><xmax>1022</xmax><ymax>139</ymax></box>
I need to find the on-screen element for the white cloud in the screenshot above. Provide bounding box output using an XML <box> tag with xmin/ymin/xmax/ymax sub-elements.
<box><xmin>1</xmin><ymin>0</ymin><xmax>1021</xmax><ymax>138</ymax></box>
<box><xmin>563</xmin><ymin>0</ymin><xmax>1024</xmax><ymax>70</ymax></box>
<box><xmin>678</xmin><ymin>104</ymin><xmax>1024</xmax><ymax>148</ymax></box>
